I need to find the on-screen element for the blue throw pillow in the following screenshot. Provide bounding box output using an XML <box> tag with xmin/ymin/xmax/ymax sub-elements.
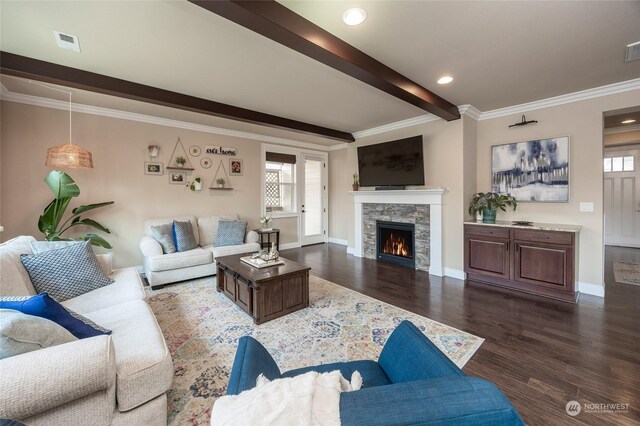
<box><xmin>214</xmin><ymin>220</ymin><xmax>247</xmax><ymax>247</ymax></box>
<box><xmin>20</xmin><ymin>240</ymin><xmax>114</xmax><ymax>302</ymax></box>
<box><xmin>173</xmin><ymin>220</ymin><xmax>198</xmax><ymax>252</ymax></box>
<box><xmin>0</xmin><ymin>294</ymin><xmax>111</xmax><ymax>339</ymax></box>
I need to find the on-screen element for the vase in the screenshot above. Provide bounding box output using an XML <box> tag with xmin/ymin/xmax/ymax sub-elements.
<box><xmin>194</xmin><ymin>182</ymin><xmax>202</xmax><ymax>191</ymax></box>
<box><xmin>217</xmin><ymin>183</ymin><xmax>224</xmax><ymax>188</ymax></box>
<box><xmin>352</xmin><ymin>184</ymin><xmax>359</xmax><ymax>191</ymax></box>
<box><xmin>482</xmin><ymin>209</ymin><xmax>497</xmax><ymax>224</ymax></box>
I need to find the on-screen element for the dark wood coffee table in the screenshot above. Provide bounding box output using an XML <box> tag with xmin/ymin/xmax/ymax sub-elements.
<box><xmin>215</xmin><ymin>254</ymin><xmax>311</xmax><ymax>324</ymax></box>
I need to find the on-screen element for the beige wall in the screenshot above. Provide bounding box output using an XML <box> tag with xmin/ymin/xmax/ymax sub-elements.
<box><xmin>477</xmin><ymin>89</ymin><xmax>640</xmax><ymax>287</ymax></box>
<box><xmin>343</xmin><ymin>119</ymin><xmax>468</xmax><ymax>272</ymax></box>
<box><xmin>0</xmin><ymin>101</ymin><xmax>302</xmax><ymax>267</ymax></box>
<box><xmin>328</xmin><ymin>148</ymin><xmax>349</xmax><ymax>241</ymax></box>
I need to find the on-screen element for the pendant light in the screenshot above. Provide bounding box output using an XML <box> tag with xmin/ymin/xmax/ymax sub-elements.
<box><xmin>43</xmin><ymin>86</ymin><xmax>93</xmax><ymax>169</ymax></box>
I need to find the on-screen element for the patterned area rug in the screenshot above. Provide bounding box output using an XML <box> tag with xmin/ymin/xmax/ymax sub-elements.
<box><xmin>613</xmin><ymin>261</ymin><xmax>640</xmax><ymax>286</ymax></box>
<box><xmin>146</xmin><ymin>275</ymin><xmax>484</xmax><ymax>425</ymax></box>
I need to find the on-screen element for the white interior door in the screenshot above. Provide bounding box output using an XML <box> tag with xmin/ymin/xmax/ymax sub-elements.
<box><xmin>301</xmin><ymin>155</ymin><xmax>327</xmax><ymax>246</ymax></box>
<box><xmin>604</xmin><ymin>145</ymin><xmax>640</xmax><ymax>247</ymax></box>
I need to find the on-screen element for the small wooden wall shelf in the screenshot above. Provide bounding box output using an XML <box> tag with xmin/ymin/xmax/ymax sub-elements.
<box><xmin>209</xmin><ymin>187</ymin><xmax>234</xmax><ymax>190</ymax></box>
<box><xmin>166</xmin><ymin>167</ymin><xmax>195</xmax><ymax>171</ymax></box>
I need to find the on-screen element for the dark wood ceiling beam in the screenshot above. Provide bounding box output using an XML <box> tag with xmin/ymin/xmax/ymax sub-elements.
<box><xmin>0</xmin><ymin>51</ymin><xmax>355</xmax><ymax>142</ymax></box>
<box><xmin>189</xmin><ymin>0</ymin><xmax>460</xmax><ymax>121</ymax></box>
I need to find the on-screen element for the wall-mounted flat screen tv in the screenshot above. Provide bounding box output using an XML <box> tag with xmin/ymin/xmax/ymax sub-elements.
<box><xmin>357</xmin><ymin>136</ymin><xmax>425</xmax><ymax>187</ymax></box>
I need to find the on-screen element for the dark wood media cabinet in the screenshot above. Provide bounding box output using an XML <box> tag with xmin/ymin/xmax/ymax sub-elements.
<box><xmin>464</xmin><ymin>222</ymin><xmax>581</xmax><ymax>303</ymax></box>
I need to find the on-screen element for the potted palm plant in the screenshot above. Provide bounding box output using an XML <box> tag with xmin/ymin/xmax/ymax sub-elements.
<box><xmin>468</xmin><ymin>192</ymin><xmax>517</xmax><ymax>224</ymax></box>
<box><xmin>352</xmin><ymin>173</ymin><xmax>360</xmax><ymax>191</ymax></box>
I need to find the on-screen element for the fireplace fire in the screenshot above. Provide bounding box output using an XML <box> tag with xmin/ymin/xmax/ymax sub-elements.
<box><xmin>383</xmin><ymin>232</ymin><xmax>410</xmax><ymax>258</ymax></box>
<box><xmin>376</xmin><ymin>221</ymin><xmax>415</xmax><ymax>268</ymax></box>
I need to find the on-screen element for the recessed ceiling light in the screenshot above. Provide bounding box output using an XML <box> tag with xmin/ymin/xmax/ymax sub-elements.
<box><xmin>343</xmin><ymin>8</ymin><xmax>367</xmax><ymax>26</ymax></box>
<box><xmin>437</xmin><ymin>76</ymin><xmax>453</xmax><ymax>85</ymax></box>
<box><xmin>622</xmin><ymin>119</ymin><xmax>636</xmax><ymax>124</ymax></box>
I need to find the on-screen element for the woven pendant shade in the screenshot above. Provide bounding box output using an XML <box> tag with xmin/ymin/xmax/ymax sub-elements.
<box><xmin>45</xmin><ymin>143</ymin><xmax>94</xmax><ymax>169</ymax></box>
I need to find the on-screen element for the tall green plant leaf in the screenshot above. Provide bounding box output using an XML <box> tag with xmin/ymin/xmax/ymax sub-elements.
<box><xmin>44</xmin><ymin>171</ymin><xmax>80</xmax><ymax>199</ymax></box>
<box><xmin>72</xmin><ymin>202</ymin><xmax>115</xmax><ymax>215</ymax></box>
<box><xmin>65</xmin><ymin>217</ymin><xmax>111</xmax><ymax>234</ymax></box>
<box><xmin>80</xmin><ymin>234</ymin><xmax>112</xmax><ymax>249</ymax></box>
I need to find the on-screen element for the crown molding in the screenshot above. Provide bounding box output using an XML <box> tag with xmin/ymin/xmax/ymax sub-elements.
<box><xmin>604</xmin><ymin>124</ymin><xmax>640</xmax><ymax>135</ymax></box>
<box><xmin>458</xmin><ymin>104</ymin><xmax>482</xmax><ymax>120</ymax></box>
<box><xmin>353</xmin><ymin>114</ymin><xmax>440</xmax><ymax>139</ymax></box>
<box><xmin>0</xmin><ymin>88</ymin><xmax>342</xmax><ymax>152</ymax></box>
<box><xmin>479</xmin><ymin>78</ymin><xmax>640</xmax><ymax>120</ymax></box>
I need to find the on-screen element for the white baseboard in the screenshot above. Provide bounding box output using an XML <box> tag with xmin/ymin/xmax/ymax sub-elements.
<box><xmin>444</xmin><ymin>268</ymin><xmax>467</xmax><ymax>280</ymax></box>
<box><xmin>578</xmin><ymin>281</ymin><xmax>605</xmax><ymax>297</ymax></box>
<box><xmin>429</xmin><ymin>266</ymin><xmax>444</xmax><ymax>277</ymax></box>
<box><xmin>346</xmin><ymin>246</ymin><xmax>355</xmax><ymax>254</ymax></box>
<box><xmin>279</xmin><ymin>242</ymin><xmax>301</xmax><ymax>251</ymax></box>
<box><xmin>328</xmin><ymin>238</ymin><xmax>348</xmax><ymax>246</ymax></box>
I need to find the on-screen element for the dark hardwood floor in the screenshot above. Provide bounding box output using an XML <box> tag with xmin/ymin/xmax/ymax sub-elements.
<box><xmin>282</xmin><ymin>243</ymin><xmax>640</xmax><ymax>425</ymax></box>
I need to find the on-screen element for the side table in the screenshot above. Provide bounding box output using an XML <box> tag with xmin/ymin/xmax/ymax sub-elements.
<box><xmin>254</xmin><ymin>228</ymin><xmax>280</xmax><ymax>251</ymax></box>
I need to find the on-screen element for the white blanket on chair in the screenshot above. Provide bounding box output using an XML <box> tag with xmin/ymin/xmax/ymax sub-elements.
<box><xmin>211</xmin><ymin>370</ymin><xmax>361</xmax><ymax>426</ymax></box>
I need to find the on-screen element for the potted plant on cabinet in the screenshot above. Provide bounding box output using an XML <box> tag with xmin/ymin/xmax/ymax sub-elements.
<box><xmin>352</xmin><ymin>173</ymin><xmax>360</xmax><ymax>191</ymax></box>
<box><xmin>216</xmin><ymin>177</ymin><xmax>226</xmax><ymax>188</ymax></box>
<box><xmin>468</xmin><ymin>192</ymin><xmax>517</xmax><ymax>224</ymax></box>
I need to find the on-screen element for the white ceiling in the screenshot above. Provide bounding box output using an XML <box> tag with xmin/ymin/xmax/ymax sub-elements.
<box><xmin>1</xmin><ymin>0</ymin><xmax>639</xmax><ymax>141</ymax></box>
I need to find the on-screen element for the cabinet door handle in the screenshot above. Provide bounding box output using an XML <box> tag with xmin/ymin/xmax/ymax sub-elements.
<box><xmin>534</xmin><ymin>235</ymin><xmax>551</xmax><ymax>239</ymax></box>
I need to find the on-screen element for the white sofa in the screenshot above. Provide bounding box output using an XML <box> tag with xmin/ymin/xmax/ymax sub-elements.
<box><xmin>0</xmin><ymin>236</ymin><xmax>173</xmax><ymax>425</ymax></box>
<box><xmin>140</xmin><ymin>215</ymin><xmax>260</xmax><ymax>289</ymax></box>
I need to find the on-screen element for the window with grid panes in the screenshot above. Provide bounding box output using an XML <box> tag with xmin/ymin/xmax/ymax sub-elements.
<box><xmin>265</xmin><ymin>161</ymin><xmax>296</xmax><ymax>213</ymax></box>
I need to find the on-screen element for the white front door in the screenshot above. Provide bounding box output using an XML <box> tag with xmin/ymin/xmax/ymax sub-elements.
<box><xmin>301</xmin><ymin>155</ymin><xmax>327</xmax><ymax>246</ymax></box>
<box><xmin>604</xmin><ymin>145</ymin><xmax>640</xmax><ymax>247</ymax></box>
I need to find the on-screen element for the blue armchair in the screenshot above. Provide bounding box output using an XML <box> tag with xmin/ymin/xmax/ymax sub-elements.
<box><xmin>227</xmin><ymin>320</ymin><xmax>524</xmax><ymax>425</ymax></box>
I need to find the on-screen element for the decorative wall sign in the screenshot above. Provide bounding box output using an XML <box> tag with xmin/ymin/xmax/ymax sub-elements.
<box><xmin>492</xmin><ymin>136</ymin><xmax>569</xmax><ymax>202</ymax></box>
<box><xmin>229</xmin><ymin>158</ymin><xmax>243</xmax><ymax>176</ymax></box>
<box><xmin>169</xmin><ymin>171</ymin><xmax>186</xmax><ymax>185</ymax></box>
<box><xmin>205</xmin><ymin>145</ymin><xmax>237</xmax><ymax>156</ymax></box>
<box><xmin>201</xmin><ymin>157</ymin><xmax>212</xmax><ymax>169</ymax></box>
<box><xmin>189</xmin><ymin>145</ymin><xmax>202</xmax><ymax>157</ymax></box>
<box><xmin>144</xmin><ymin>162</ymin><xmax>163</xmax><ymax>176</ymax></box>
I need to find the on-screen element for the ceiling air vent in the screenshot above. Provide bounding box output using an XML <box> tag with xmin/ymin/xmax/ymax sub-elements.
<box><xmin>53</xmin><ymin>31</ymin><xmax>80</xmax><ymax>52</ymax></box>
<box><xmin>625</xmin><ymin>41</ymin><xmax>640</xmax><ymax>62</ymax></box>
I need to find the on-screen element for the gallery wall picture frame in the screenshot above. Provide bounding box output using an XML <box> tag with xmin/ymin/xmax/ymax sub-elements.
<box><xmin>169</xmin><ymin>171</ymin><xmax>186</xmax><ymax>185</ymax></box>
<box><xmin>229</xmin><ymin>158</ymin><xmax>243</xmax><ymax>176</ymax></box>
<box><xmin>144</xmin><ymin>162</ymin><xmax>163</xmax><ymax>176</ymax></box>
<box><xmin>491</xmin><ymin>136</ymin><xmax>570</xmax><ymax>202</ymax></box>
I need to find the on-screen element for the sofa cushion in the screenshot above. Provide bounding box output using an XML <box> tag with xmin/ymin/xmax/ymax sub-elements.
<box><xmin>0</xmin><ymin>236</ymin><xmax>37</xmax><ymax>296</ymax></box>
<box><xmin>145</xmin><ymin>216</ymin><xmax>199</xmax><ymax>246</ymax></box>
<box><xmin>61</xmin><ymin>267</ymin><xmax>146</xmax><ymax>314</ymax></box>
<box><xmin>149</xmin><ymin>224</ymin><xmax>176</xmax><ymax>254</ymax></box>
<box><xmin>214</xmin><ymin>220</ymin><xmax>248</xmax><ymax>247</ymax></box>
<box><xmin>0</xmin><ymin>308</ymin><xmax>77</xmax><ymax>359</ymax></box>
<box><xmin>145</xmin><ymin>248</ymin><xmax>213</xmax><ymax>273</ymax></box>
<box><xmin>85</xmin><ymin>300</ymin><xmax>173</xmax><ymax>412</ymax></box>
<box><xmin>173</xmin><ymin>220</ymin><xmax>198</xmax><ymax>252</ymax></box>
<box><xmin>30</xmin><ymin>240</ymin><xmax>113</xmax><ymax>276</ymax></box>
<box><xmin>282</xmin><ymin>360</ymin><xmax>391</xmax><ymax>389</ymax></box>
<box><xmin>206</xmin><ymin>242</ymin><xmax>261</xmax><ymax>259</ymax></box>
<box><xmin>197</xmin><ymin>215</ymin><xmax>239</xmax><ymax>247</ymax></box>
<box><xmin>0</xmin><ymin>294</ymin><xmax>111</xmax><ymax>339</ymax></box>
<box><xmin>20</xmin><ymin>241</ymin><xmax>114</xmax><ymax>302</ymax></box>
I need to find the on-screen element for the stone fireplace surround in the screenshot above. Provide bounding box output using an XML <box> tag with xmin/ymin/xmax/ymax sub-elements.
<box><xmin>351</xmin><ymin>189</ymin><xmax>445</xmax><ymax>276</ymax></box>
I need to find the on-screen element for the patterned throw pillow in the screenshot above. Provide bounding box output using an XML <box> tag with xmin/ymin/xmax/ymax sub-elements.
<box><xmin>0</xmin><ymin>308</ymin><xmax>77</xmax><ymax>359</ymax></box>
<box><xmin>0</xmin><ymin>294</ymin><xmax>111</xmax><ymax>339</ymax></box>
<box><xmin>150</xmin><ymin>224</ymin><xmax>176</xmax><ymax>254</ymax></box>
<box><xmin>20</xmin><ymin>241</ymin><xmax>114</xmax><ymax>302</ymax></box>
<box><xmin>173</xmin><ymin>220</ymin><xmax>198</xmax><ymax>252</ymax></box>
<box><xmin>214</xmin><ymin>220</ymin><xmax>247</xmax><ymax>247</ymax></box>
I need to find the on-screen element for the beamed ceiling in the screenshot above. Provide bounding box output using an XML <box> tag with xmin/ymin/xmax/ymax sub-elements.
<box><xmin>1</xmin><ymin>0</ymin><xmax>639</xmax><ymax>144</ymax></box>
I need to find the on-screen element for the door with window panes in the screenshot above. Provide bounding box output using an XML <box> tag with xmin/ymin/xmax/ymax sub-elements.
<box><xmin>301</xmin><ymin>155</ymin><xmax>326</xmax><ymax>246</ymax></box>
<box><xmin>604</xmin><ymin>145</ymin><xmax>640</xmax><ymax>247</ymax></box>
